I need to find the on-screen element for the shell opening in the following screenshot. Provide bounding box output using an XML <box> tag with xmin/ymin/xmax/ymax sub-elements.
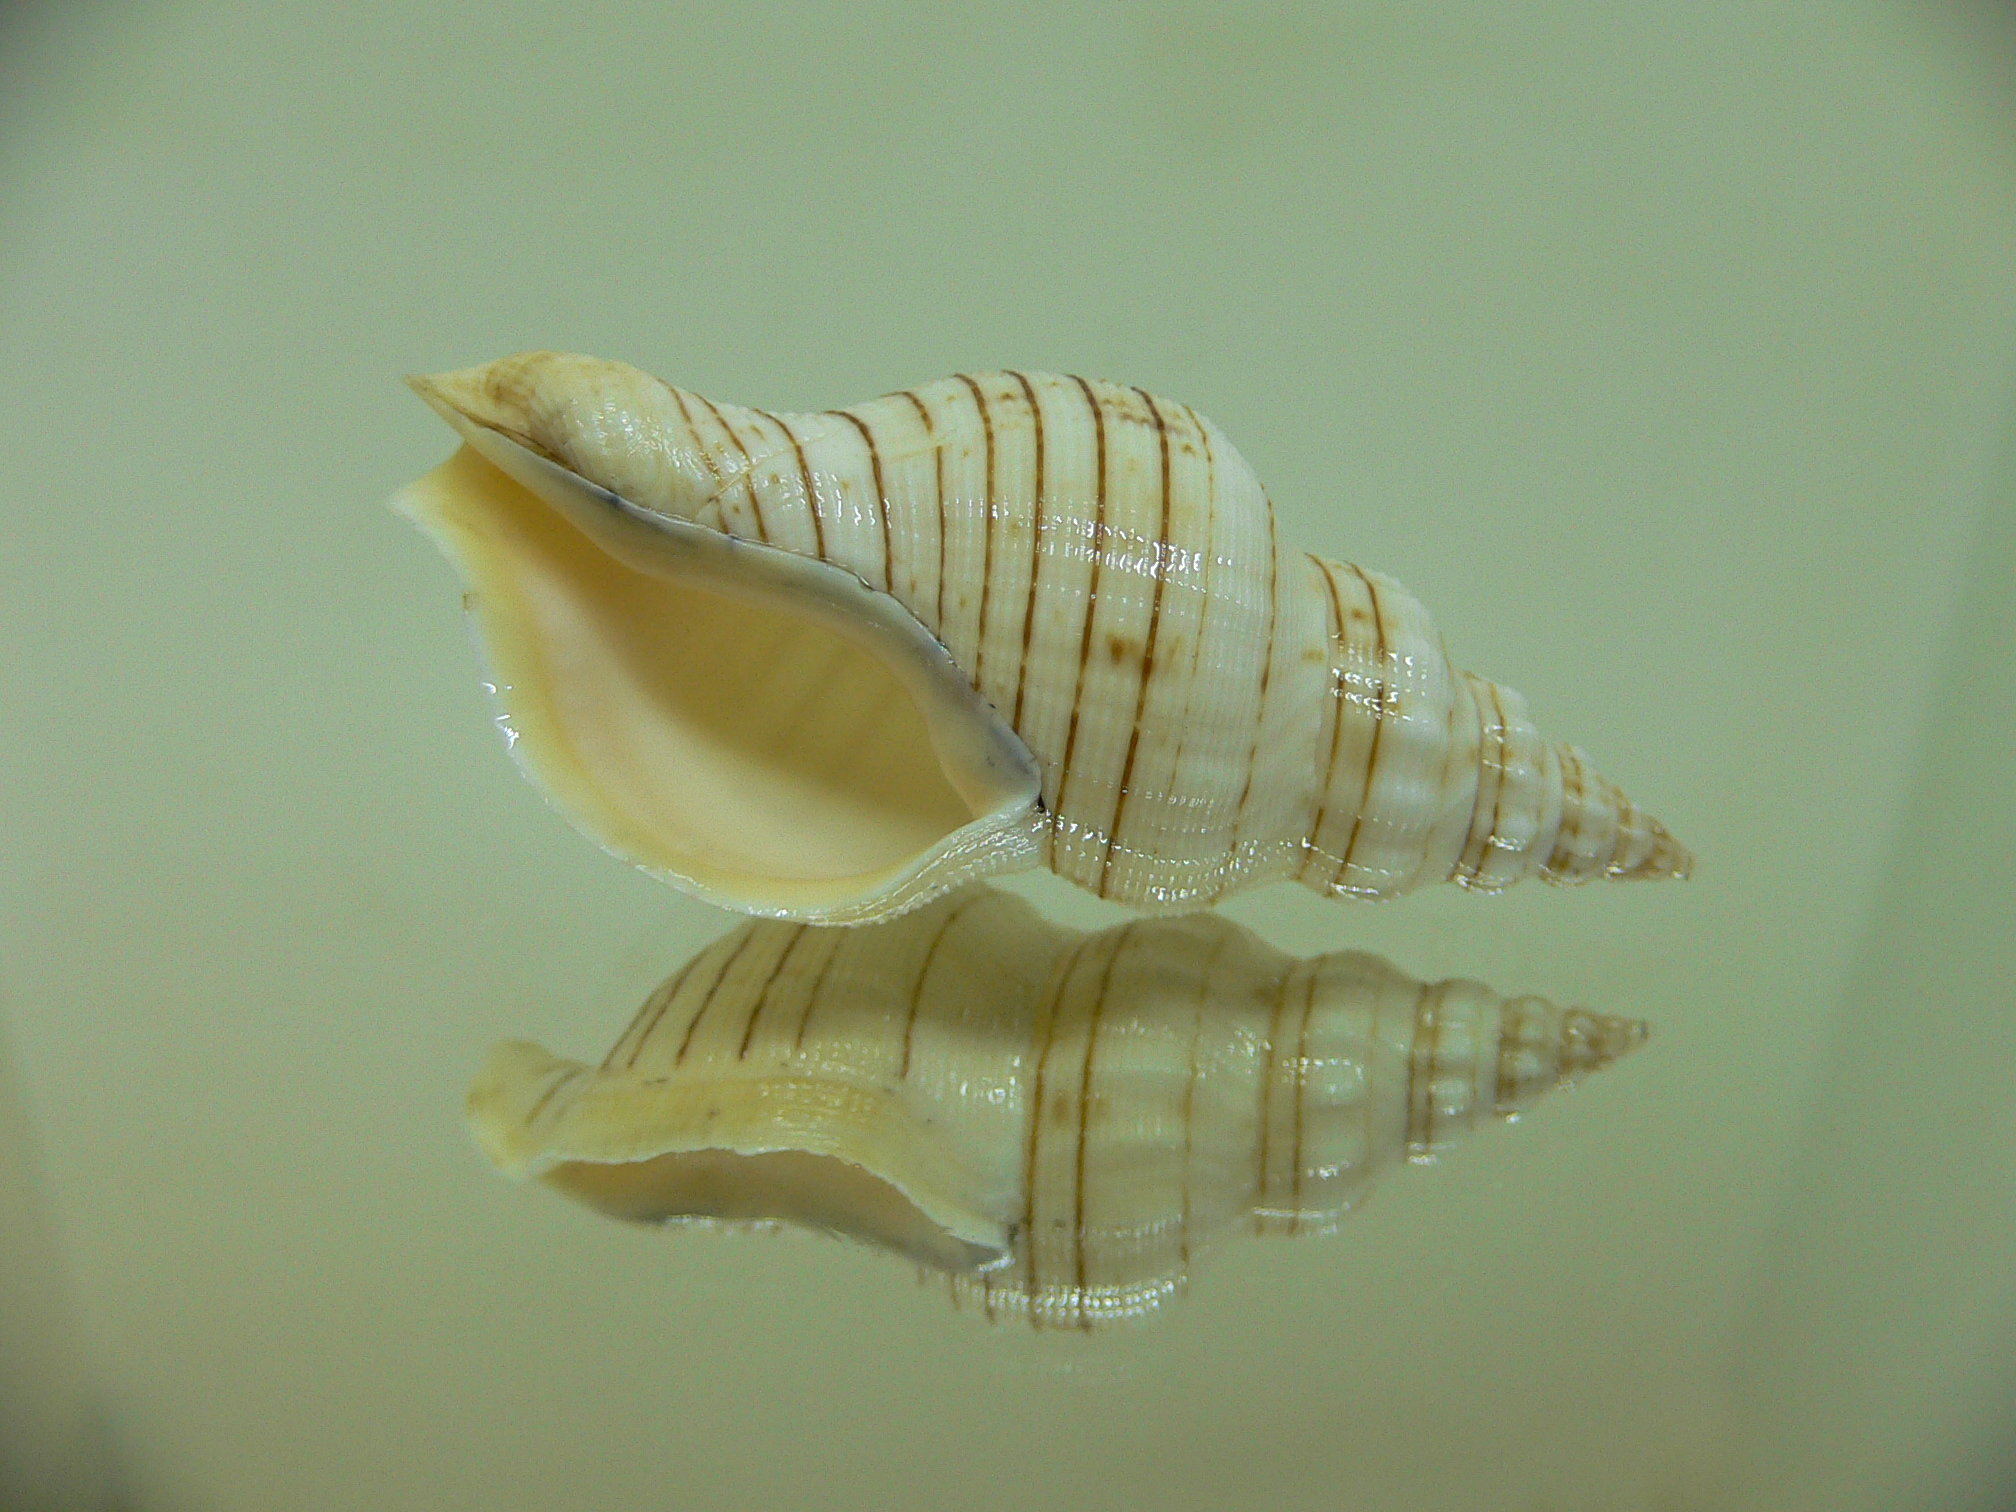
<box><xmin>393</xmin><ymin>440</ymin><xmax>1043</xmax><ymax>920</ymax></box>
<box><xmin>541</xmin><ymin>1148</ymin><xmax>1003</xmax><ymax>1273</ymax></box>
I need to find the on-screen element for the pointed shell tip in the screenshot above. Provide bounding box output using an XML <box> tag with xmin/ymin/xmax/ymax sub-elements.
<box><xmin>1616</xmin><ymin>820</ymin><xmax>1694</xmax><ymax>882</ymax></box>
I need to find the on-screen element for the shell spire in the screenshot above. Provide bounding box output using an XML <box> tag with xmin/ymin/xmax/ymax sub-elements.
<box><xmin>395</xmin><ymin>351</ymin><xmax>1691</xmax><ymax>922</ymax></box>
<box><xmin>467</xmin><ymin>886</ymin><xmax>1651</xmax><ymax>1326</ymax></box>
<box><xmin>1295</xmin><ymin>549</ymin><xmax>1693</xmax><ymax>900</ymax></box>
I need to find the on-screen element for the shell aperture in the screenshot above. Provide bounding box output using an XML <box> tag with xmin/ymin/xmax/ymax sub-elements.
<box><xmin>397</xmin><ymin>352</ymin><xmax>1692</xmax><ymax>922</ymax></box>
<box><xmin>467</xmin><ymin>886</ymin><xmax>1649</xmax><ymax>1327</ymax></box>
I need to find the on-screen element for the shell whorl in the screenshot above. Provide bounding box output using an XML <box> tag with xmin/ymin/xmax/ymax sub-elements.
<box><xmin>1297</xmin><ymin>556</ymin><xmax>1691</xmax><ymax>898</ymax></box>
<box><xmin>408</xmin><ymin>352</ymin><xmax>1689</xmax><ymax>916</ymax></box>
<box><xmin>468</xmin><ymin>886</ymin><xmax>1650</xmax><ymax>1326</ymax></box>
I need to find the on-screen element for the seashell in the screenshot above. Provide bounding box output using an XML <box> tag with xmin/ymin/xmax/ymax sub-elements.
<box><xmin>468</xmin><ymin>886</ymin><xmax>1648</xmax><ymax>1327</ymax></box>
<box><xmin>395</xmin><ymin>352</ymin><xmax>1691</xmax><ymax>922</ymax></box>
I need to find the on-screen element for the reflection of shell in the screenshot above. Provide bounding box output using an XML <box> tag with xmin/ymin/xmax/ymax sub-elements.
<box><xmin>468</xmin><ymin>886</ymin><xmax>1647</xmax><ymax>1326</ymax></box>
<box><xmin>397</xmin><ymin>352</ymin><xmax>1691</xmax><ymax>923</ymax></box>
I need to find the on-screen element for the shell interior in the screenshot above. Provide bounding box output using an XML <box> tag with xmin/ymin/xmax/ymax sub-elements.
<box><xmin>391</xmin><ymin>405</ymin><xmax>1044</xmax><ymax>920</ymax></box>
<box><xmin>542</xmin><ymin>1150</ymin><xmax>1002</xmax><ymax>1274</ymax></box>
<box><xmin>468</xmin><ymin>1039</ymin><xmax>1007</xmax><ymax>1274</ymax></box>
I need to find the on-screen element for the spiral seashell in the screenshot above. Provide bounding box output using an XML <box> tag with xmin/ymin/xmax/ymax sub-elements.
<box><xmin>395</xmin><ymin>352</ymin><xmax>1691</xmax><ymax>922</ymax></box>
<box><xmin>468</xmin><ymin>886</ymin><xmax>1648</xmax><ymax>1327</ymax></box>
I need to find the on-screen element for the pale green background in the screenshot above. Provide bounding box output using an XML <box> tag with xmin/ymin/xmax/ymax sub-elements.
<box><xmin>3</xmin><ymin>2</ymin><xmax>2014</xmax><ymax>1509</ymax></box>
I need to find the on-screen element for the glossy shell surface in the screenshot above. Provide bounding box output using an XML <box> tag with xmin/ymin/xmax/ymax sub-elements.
<box><xmin>468</xmin><ymin>886</ymin><xmax>1648</xmax><ymax>1326</ymax></box>
<box><xmin>397</xmin><ymin>353</ymin><xmax>1691</xmax><ymax>921</ymax></box>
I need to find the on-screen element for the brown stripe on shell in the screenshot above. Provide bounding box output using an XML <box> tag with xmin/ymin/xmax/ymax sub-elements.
<box><xmin>893</xmin><ymin>390</ymin><xmax>946</xmax><ymax>627</ymax></box>
<box><xmin>1177</xmin><ymin>929</ymin><xmax>1232</xmax><ymax>1271</ymax></box>
<box><xmin>522</xmin><ymin>1064</ymin><xmax>586</xmax><ymax>1127</ymax></box>
<box><xmin>759</xmin><ymin>409</ymin><xmax>825</xmax><ymax>559</ymax></box>
<box><xmin>1075</xmin><ymin>923</ymin><xmax>1135</xmax><ymax>1330</ymax></box>
<box><xmin>1254</xmin><ymin>962</ymin><xmax>1297</xmax><ymax>1230</ymax></box>
<box><xmin>1228</xmin><ymin>492</ymin><xmax>1279</xmax><ymax>873</ymax></box>
<box><xmin>1452</xmin><ymin>685</ymin><xmax>1495</xmax><ymax>882</ymax></box>
<box><xmin>1298</xmin><ymin>556</ymin><xmax>1350</xmax><ymax>881</ymax></box>
<box><xmin>661</xmin><ymin>382</ymin><xmax>731</xmax><ymax>529</ymax></box>
<box><xmin>1494</xmin><ymin>997</ymin><xmax>1531</xmax><ymax>1115</ymax></box>
<box><xmin>1096</xmin><ymin>388</ymin><xmax>1175</xmax><ymax>895</ymax></box>
<box><xmin>1457</xmin><ymin>682</ymin><xmax>1511</xmax><ymax>884</ymax></box>
<box><xmin>1330</xmin><ymin>563</ymin><xmax>1393</xmax><ymax>893</ymax></box>
<box><xmin>1053</xmin><ymin>376</ymin><xmax>1110</xmax><ymax>839</ymax></box>
<box><xmin>695</xmin><ymin>393</ymin><xmax>770</xmax><ymax>543</ymax></box>
<box><xmin>789</xmin><ymin>927</ymin><xmax>849</xmax><ymax>1051</ymax></box>
<box><xmin>1022</xmin><ymin>938</ymin><xmax>1094</xmax><ymax>1331</ymax></box>
<box><xmin>954</xmin><ymin>374</ymin><xmax>997</xmax><ymax>689</ymax></box>
<box><xmin>1404</xmin><ymin>982</ymin><xmax>1446</xmax><ymax>1159</ymax></box>
<box><xmin>1546</xmin><ymin>746</ymin><xmax>1589</xmax><ymax>876</ymax></box>
<box><xmin>898</xmin><ymin>891</ymin><xmax>986</xmax><ymax>1078</ymax></box>
<box><xmin>1287</xmin><ymin>964</ymin><xmax>1319</xmax><ymax>1233</ymax></box>
<box><xmin>606</xmin><ymin>953</ymin><xmax>702</xmax><ymax>1070</ymax></box>
<box><xmin>671</xmin><ymin>928</ymin><xmax>759</xmax><ymax>1066</ymax></box>
<box><xmin>1156</xmin><ymin>407</ymin><xmax>1218</xmax><ymax>877</ymax></box>
<box><xmin>1478</xmin><ymin>684</ymin><xmax>1513</xmax><ymax>881</ymax></box>
<box><xmin>1603</xmin><ymin>786</ymin><xmax>1637</xmax><ymax>874</ymax></box>
<box><xmin>738</xmin><ymin>924</ymin><xmax>810</xmax><ymax>1059</ymax></box>
<box><xmin>1008</xmin><ymin>370</ymin><xmax>1047</xmax><ymax>732</ymax></box>
<box><xmin>828</xmin><ymin>407</ymin><xmax>894</xmax><ymax>591</ymax></box>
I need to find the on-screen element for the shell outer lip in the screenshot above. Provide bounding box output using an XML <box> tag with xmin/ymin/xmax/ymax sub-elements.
<box><xmin>397</xmin><ymin>399</ymin><xmax>1047</xmax><ymax>922</ymax></box>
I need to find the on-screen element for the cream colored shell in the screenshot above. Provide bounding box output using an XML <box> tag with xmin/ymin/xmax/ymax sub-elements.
<box><xmin>468</xmin><ymin>886</ymin><xmax>1647</xmax><ymax>1326</ymax></box>
<box><xmin>396</xmin><ymin>352</ymin><xmax>1691</xmax><ymax>922</ymax></box>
